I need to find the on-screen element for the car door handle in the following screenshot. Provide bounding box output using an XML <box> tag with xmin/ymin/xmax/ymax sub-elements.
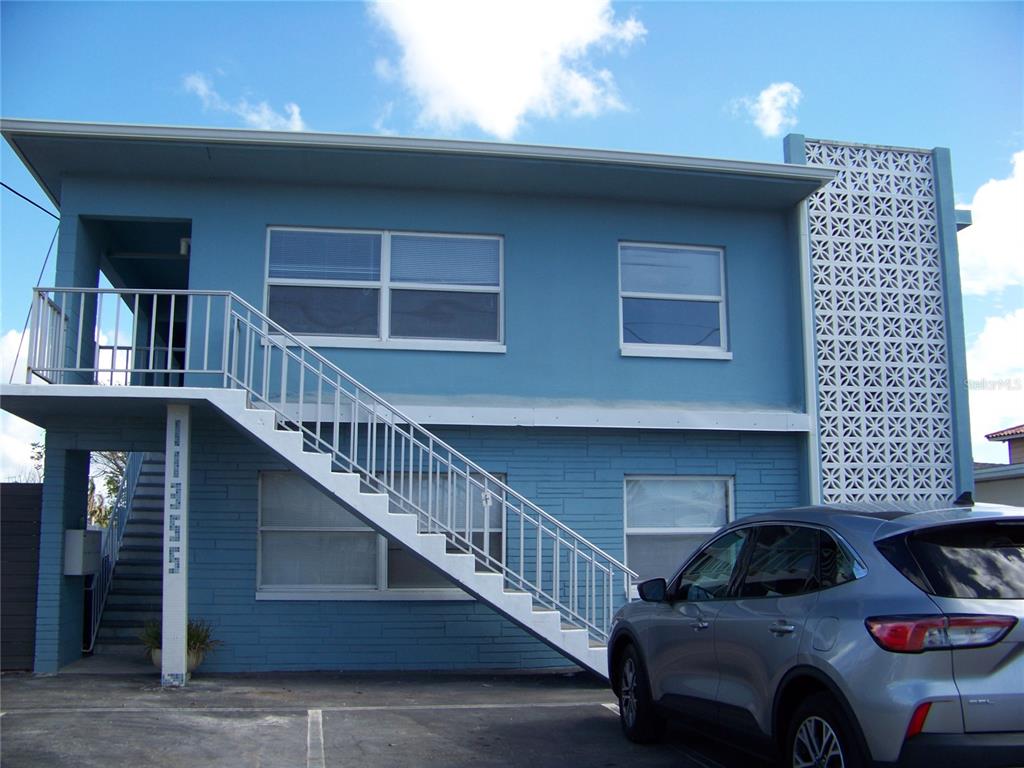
<box><xmin>769</xmin><ymin>622</ymin><xmax>796</xmax><ymax>636</ymax></box>
<box><xmin>690</xmin><ymin>620</ymin><xmax>710</xmax><ymax>631</ymax></box>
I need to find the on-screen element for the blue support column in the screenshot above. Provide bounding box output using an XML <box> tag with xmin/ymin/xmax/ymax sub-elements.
<box><xmin>931</xmin><ymin>147</ymin><xmax>974</xmax><ymax>496</ymax></box>
<box><xmin>783</xmin><ymin>133</ymin><xmax>823</xmax><ymax>504</ymax></box>
<box><xmin>33</xmin><ymin>437</ymin><xmax>89</xmax><ymax>673</ymax></box>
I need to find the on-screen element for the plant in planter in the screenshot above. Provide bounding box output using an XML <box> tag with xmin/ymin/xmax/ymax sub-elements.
<box><xmin>140</xmin><ymin>618</ymin><xmax>222</xmax><ymax>673</ymax></box>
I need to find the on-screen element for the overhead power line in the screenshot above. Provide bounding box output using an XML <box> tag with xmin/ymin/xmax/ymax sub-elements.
<box><xmin>1</xmin><ymin>181</ymin><xmax>59</xmax><ymax>220</ymax></box>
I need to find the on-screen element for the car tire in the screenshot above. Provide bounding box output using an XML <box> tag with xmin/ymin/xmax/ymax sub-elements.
<box><xmin>786</xmin><ymin>692</ymin><xmax>866</xmax><ymax>768</ymax></box>
<box><xmin>617</xmin><ymin>644</ymin><xmax>665</xmax><ymax>743</ymax></box>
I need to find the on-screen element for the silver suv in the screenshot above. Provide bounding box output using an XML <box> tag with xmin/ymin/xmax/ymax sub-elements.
<box><xmin>607</xmin><ymin>502</ymin><xmax>1023</xmax><ymax>767</ymax></box>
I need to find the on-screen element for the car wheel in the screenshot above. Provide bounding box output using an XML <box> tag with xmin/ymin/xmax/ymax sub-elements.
<box><xmin>786</xmin><ymin>692</ymin><xmax>865</xmax><ymax>768</ymax></box>
<box><xmin>617</xmin><ymin>644</ymin><xmax>664</xmax><ymax>743</ymax></box>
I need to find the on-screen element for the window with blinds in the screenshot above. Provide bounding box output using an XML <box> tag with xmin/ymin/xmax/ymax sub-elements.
<box><xmin>266</xmin><ymin>227</ymin><xmax>503</xmax><ymax>347</ymax></box>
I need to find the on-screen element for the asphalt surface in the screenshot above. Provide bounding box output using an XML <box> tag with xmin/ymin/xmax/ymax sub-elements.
<box><xmin>0</xmin><ymin>670</ymin><xmax>774</xmax><ymax>768</ymax></box>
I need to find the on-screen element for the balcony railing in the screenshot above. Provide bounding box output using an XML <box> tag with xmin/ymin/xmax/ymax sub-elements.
<box><xmin>27</xmin><ymin>287</ymin><xmax>636</xmax><ymax>643</ymax></box>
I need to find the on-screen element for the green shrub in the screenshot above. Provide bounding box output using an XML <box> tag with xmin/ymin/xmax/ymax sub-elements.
<box><xmin>139</xmin><ymin>618</ymin><xmax>222</xmax><ymax>655</ymax></box>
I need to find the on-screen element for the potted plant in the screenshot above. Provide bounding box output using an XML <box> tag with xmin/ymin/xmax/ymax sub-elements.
<box><xmin>140</xmin><ymin>618</ymin><xmax>221</xmax><ymax>673</ymax></box>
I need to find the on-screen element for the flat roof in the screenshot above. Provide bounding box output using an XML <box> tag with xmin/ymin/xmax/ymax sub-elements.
<box><xmin>1</xmin><ymin>118</ymin><xmax>834</xmax><ymax>210</ymax></box>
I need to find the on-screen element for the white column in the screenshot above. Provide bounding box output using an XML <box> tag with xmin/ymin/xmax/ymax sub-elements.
<box><xmin>161</xmin><ymin>404</ymin><xmax>191</xmax><ymax>686</ymax></box>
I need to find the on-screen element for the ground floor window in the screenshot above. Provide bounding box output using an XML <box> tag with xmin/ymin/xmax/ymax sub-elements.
<box><xmin>624</xmin><ymin>476</ymin><xmax>734</xmax><ymax>582</ymax></box>
<box><xmin>259</xmin><ymin>471</ymin><xmax>460</xmax><ymax>596</ymax></box>
<box><xmin>258</xmin><ymin>470</ymin><xmax>504</xmax><ymax>597</ymax></box>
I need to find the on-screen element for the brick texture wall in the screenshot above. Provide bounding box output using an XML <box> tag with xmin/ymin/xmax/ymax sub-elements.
<box><xmin>189</xmin><ymin>419</ymin><xmax>803</xmax><ymax>672</ymax></box>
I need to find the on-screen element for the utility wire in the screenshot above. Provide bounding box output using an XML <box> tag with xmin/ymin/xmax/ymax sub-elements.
<box><xmin>1</xmin><ymin>181</ymin><xmax>59</xmax><ymax>220</ymax></box>
<box><xmin>9</xmin><ymin>223</ymin><xmax>60</xmax><ymax>383</ymax></box>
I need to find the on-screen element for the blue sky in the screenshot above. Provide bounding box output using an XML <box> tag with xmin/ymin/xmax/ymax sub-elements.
<box><xmin>1</xmin><ymin>0</ymin><xmax>1022</xmax><ymax>472</ymax></box>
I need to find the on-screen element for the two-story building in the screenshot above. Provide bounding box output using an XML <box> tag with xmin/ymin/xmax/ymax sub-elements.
<box><xmin>0</xmin><ymin>120</ymin><xmax>972</xmax><ymax>683</ymax></box>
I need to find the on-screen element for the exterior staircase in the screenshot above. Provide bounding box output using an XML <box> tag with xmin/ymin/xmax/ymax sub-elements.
<box><xmin>211</xmin><ymin>390</ymin><xmax>616</xmax><ymax>676</ymax></box>
<box><xmin>93</xmin><ymin>453</ymin><xmax>164</xmax><ymax>655</ymax></box>
<box><xmin>29</xmin><ymin>288</ymin><xmax>636</xmax><ymax>678</ymax></box>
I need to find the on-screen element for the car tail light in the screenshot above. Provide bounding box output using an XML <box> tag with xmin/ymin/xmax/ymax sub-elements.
<box><xmin>906</xmin><ymin>702</ymin><xmax>932</xmax><ymax>739</ymax></box>
<box><xmin>865</xmin><ymin>615</ymin><xmax>1017</xmax><ymax>653</ymax></box>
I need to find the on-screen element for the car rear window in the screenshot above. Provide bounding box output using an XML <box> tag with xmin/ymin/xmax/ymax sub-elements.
<box><xmin>876</xmin><ymin>521</ymin><xmax>1024</xmax><ymax>599</ymax></box>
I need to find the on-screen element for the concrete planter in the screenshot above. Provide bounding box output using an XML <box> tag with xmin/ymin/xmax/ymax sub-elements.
<box><xmin>150</xmin><ymin>649</ymin><xmax>204</xmax><ymax>674</ymax></box>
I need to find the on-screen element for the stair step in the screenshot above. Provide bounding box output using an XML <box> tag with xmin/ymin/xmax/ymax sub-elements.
<box><xmin>114</xmin><ymin>563</ymin><xmax>162</xmax><ymax>577</ymax></box>
<box><xmin>104</xmin><ymin>609</ymin><xmax>159</xmax><ymax>621</ymax></box>
<box><xmin>129</xmin><ymin>512</ymin><xmax>165</xmax><ymax>523</ymax></box>
<box><xmin>116</xmin><ymin>561</ymin><xmax>161</xmax><ymax>573</ymax></box>
<box><xmin>110</xmin><ymin>585</ymin><xmax>161</xmax><ymax>597</ymax></box>
<box><xmin>122</xmin><ymin>532</ymin><xmax>163</xmax><ymax>543</ymax></box>
<box><xmin>106</xmin><ymin>592</ymin><xmax>161</xmax><ymax>606</ymax></box>
<box><xmin>124</xmin><ymin>523</ymin><xmax>163</xmax><ymax>536</ymax></box>
<box><xmin>120</xmin><ymin>544</ymin><xmax>162</xmax><ymax>553</ymax></box>
<box><xmin>93</xmin><ymin>641</ymin><xmax>149</xmax><ymax>654</ymax></box>
<box><xmin>103</xmin><ymin>611</ymin><xmax>161</xmax><ymax>624</ymax></box>
<box><xmin>97</xmin><ymin>626</ymin><xmax>148</xmax><ymax>640</ymax></box>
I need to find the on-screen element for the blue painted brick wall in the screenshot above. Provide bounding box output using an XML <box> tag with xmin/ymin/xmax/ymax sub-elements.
<box><xmin>189</xmin><ymin>415</ymin><xmax>804</xmax><ymax>672</ymax></box>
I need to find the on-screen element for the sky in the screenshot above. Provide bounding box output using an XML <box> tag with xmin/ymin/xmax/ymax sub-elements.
<box><xmin>1</xmin><ymin>0</ymin><xmax>1022</xmax><ymax>478</ymax></box>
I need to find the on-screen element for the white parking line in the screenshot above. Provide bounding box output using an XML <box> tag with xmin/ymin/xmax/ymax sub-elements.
<box><xmin>306</xmin><ymin>709</ymin><xmax>325</xmax><ymax>768</ymax></box>
<box><xmin>1</xmin><ymin>700</ymin><xmax>614</xmax><ymax>715</ymax></box>
<box><xmin>602</xmin><ymin>703</ymin><xmax>619</xmax><ymax>715</ymax></box>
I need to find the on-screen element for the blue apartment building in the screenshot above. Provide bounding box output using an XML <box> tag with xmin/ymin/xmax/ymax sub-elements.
<box><xmin>0</xmin><ymin>120</ymin><xmax>972</xmax><ymax>682</ymax></box>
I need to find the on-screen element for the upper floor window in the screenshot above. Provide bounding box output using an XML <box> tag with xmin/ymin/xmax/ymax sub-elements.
<box><xmin>266</xmin><ymin>227</ymin><xmax>503</xmax><ymax>352</ymax></box>
<box><xmin>618</xmin><ymin>242</ymin><xmax>730</xmax><ymax>360</ymax></box>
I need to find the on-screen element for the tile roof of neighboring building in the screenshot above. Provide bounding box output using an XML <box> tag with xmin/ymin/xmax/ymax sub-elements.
<box><xmin>985</xmin><ymin>423</ymin><xmax>1024</xmax><ymax>442</ymax></box>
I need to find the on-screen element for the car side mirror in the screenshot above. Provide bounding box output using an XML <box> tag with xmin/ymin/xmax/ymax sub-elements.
<box><xmin>637</xmin><ymin>577</ymin><xmax>667</xmax><ymax>603</ymax></box>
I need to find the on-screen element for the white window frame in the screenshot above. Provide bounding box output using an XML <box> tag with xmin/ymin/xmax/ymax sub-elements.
<box><xmin>256</xmin><ymin>471</ymin><xmax>506</xmax><ymax>601</ymax></box>
<box><xmin>618</xmin><ymin>241</ymin><xmax>731</xmax><ymax>360</ymax></box>
<box><xmin>265</xmin><ymin>226</ymin><xmax>506</xmax><ymax>353</ymax></box>
<box><xmin>623</xmin><ymin>475</ymin><xmax>735</xmax><ymax>584</ymax></box>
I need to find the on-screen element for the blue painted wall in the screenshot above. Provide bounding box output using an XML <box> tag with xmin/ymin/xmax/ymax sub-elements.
<box><xmin>187</xmin><ymin>414</ymin><xmax>803</xmax><ymax>672</ymax></box>
<box><xmin>57</xmin><ymin>176</ymin><xmax>807</xmax><ymax>411</ymax></box>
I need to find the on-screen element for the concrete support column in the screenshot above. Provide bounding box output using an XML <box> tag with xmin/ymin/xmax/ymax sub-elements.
<box><xmin>161</xmin><ymin>404</ymin><xmax>191</xmax><ymax>686</ymax></box>
<box><xmin>33</xmin><ymin>437</ymin><xmax>89</xmax><ymax>673</ymax></box>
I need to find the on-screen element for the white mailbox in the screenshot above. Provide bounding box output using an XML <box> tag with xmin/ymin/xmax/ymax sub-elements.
<box><xmin>64</xmin><ymin>529</ymin><xmax>101</xmax><ymax>575</ymax></box>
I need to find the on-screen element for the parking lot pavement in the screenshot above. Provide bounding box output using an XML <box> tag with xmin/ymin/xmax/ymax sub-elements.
<box><xmin>0</xmin><ymin>670</ymin><xmax>772</xmax><ymax>768</ymax></box>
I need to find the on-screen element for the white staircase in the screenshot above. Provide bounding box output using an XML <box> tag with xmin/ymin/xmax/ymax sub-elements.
<box><xmin>213</xmin><ymin>390</ymin><xmax>609</xmax><ymax>676</ymax></box>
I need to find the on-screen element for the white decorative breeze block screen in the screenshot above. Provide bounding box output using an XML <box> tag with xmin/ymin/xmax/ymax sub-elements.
<box><xmin>804</xmin><ymin>140</ymin><xmax>954</xmax><ymax>502</ymax></box>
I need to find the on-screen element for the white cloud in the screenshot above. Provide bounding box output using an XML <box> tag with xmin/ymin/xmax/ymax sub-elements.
<box><xmin>734</xmin><ymin>82</ymin><xmax>802</xmax><ymax>138</ymax></box>
<box><xmin>183</xmin><ymin>72</ymin><xmax>306</xmax><ymax>132</ymax></box>
<box><xmin>0</xmin><ymin>329</ymin><xmax>44</xmax><ymax>481</ymax></box>
<box><xmin>368</xmin><ymin>0</ymin><xmax>646</xmax><ymax>140</ymax></box>
<box><xmin>373</xmin><ymin>101</ymin><xmax>399</xmax><ymax>136</ymax></box>
<box><xmin>957</xmin><ymin>150</ymin><xmax>1024</xmax><ymax>296</ymax></box>
<box><xmin>966</xmin><ymin>308</ymin><xmax>1024</xmax><ymax>463</ymax></box>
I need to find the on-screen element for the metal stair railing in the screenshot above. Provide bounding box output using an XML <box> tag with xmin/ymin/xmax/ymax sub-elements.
<box><xmin>85</xmin><ymin>451</ymin><xmax>145</xmax><ymax>652</ymax></box>
<box><xmin>27</xmin><ymin>287</ymin><xmax>637</xmax><ymax>643</ymax></box>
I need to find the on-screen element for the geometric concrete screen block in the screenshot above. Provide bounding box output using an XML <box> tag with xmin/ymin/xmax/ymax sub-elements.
<box><xmin>804</xmin><ymin>140</ymin><xmax>956</xmax><ymax>503</ymax></box>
